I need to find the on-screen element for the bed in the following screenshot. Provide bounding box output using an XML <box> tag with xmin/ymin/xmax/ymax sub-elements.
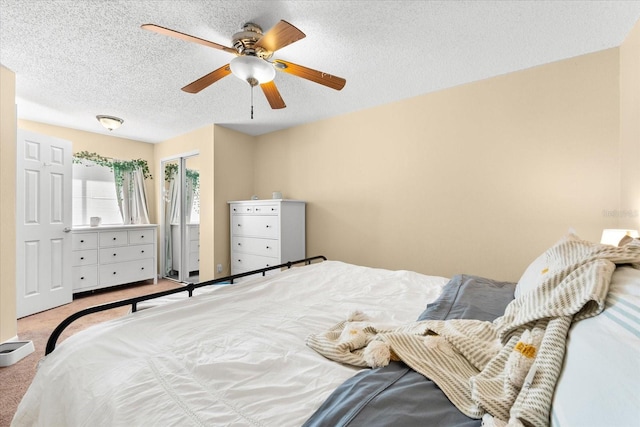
<box><xmin>12</xmin><ymin>233</ymin><xmax>640</xmax><ymax>427</ymax></box>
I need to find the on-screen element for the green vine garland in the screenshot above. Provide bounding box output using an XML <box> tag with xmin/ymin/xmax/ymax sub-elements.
<box><xmin>73</xmin><ymin>151</ymin><xmax>152</xmax><ymax>180</ymax></box>
<box><xmin>164</xmin><ymin>163</ymin><xmax>200</xmax><ymax>214</ymax></box>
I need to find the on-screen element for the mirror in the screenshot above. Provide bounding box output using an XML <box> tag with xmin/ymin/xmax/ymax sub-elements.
<box><xmin>162</xmin><ymin>155</ymin><xmax>200</xmax><ymax>283</ymax></box>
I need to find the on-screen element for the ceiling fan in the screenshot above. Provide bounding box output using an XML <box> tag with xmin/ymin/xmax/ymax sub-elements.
<box><xmin>141</xmin><ymin>20</ymin><xmax>346</xmax><ymax>115</ymax></box>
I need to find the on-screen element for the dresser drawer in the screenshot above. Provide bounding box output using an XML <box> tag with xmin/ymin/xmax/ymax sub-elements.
<box><xmin>99</xmin><ymin>244</ymin><xmax>154</xmax><ymax>264</ymax></box>
<box><xmin>188</xmin><ymin>251</ymin><xmax>199</xmax><ymax>271</ymax></box>
<box><xmin>72</xmin><ymin>233</ymin><xmax>98</xmax><ymax>250</ymax></box>
<box><xmin>72</xmin><ymin>265</ymin><xmax>98</xmax><ymax>290</ymax></box>
<box><xmin>71</xmin><ymin>249</ymin><xmax>98</xmax><ymax>267</ymax></box>
<box><xmin>232</xmin><ymin>215</ymin><xmax>279</xmax><ymax>238</ymax></box>
<box><xmin>231</xmin><ymin>205</ymin><xmax>254</xmax><ymax>214</ymax></box>
<box><xmin>129</xmin><ymin>229</ymin><xmax>154</xmax><ymax>245</ymax></box>
<box><xmin>99</xmin><ymin>231</ymin><xmax>129</xmax><ymax>247</ymax></box>
<box><xmin>232</xmin><ymin>236</ymin><xmax>279</xmax><ymax>257</ymax></box>
<box><xmin>231</xmin><ymin>204</ymin><xmax>279</xmax><ymax>215</ymax></box>
<box><xmin>253</xmin><ymin>204</ymin><xmax>279</xmax><ymax>215</ymax></box>
<box><xmin>99</xmin><ymin>258</ymin><xmax>155</xmax><ymax>286</ymax></box>
<box><xmin>231</xmin><ymin>253</ymin><xmax>279</xmax><ymax>272</ymax></box>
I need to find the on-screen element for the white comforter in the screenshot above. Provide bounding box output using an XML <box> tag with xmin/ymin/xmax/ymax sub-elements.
<box><xmin>13</xmin><ymin>261</ymin><xmax>448</xmax><ymax>427</ymax></box>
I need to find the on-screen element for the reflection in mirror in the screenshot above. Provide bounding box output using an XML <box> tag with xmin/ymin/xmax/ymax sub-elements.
<box><xmin>162</xmin><ymin>155</ymin><xmax>200</xmax><ymax>283</ymax></box>
<box><xmin>183</xmin><ymin>156</ymin><xmax>200</xmax><ymax>282</ymax></box>
<box><xmin>163</xmin><ymin>160</ymin><xmax>180</xmax><ymax>281</ymax></box>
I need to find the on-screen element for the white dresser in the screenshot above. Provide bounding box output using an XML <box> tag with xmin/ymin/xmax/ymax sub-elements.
<box><xmin>171</xmin><ymin>223</ymin><xmax>200</xmax><ymax>274</ymax></box>
<box><xmin>229</xmin><ymin>200</ymin><xmax>305</xmax><ymax>275</ymax></box>
<box><xmin>71</xmin><ymin>225</ymin><xmax>158</xmax><ymax>292</ymax></box>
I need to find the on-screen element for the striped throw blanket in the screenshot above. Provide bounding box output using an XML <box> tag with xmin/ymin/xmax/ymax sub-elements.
<box><xmin>307</xmin><ymin>236</ymin><xmax>640</xmax><ymax>426</ymax></box>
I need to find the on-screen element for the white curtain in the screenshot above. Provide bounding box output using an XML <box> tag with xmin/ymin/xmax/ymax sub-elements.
<box><xmin>184</xmin><ymin>175</ymin><xmax>195</xmax><ymax>224</ymax></box>
<box><xmin>116</xmin><ymin>167</ymin><xmax>150</xmax><ymax>225</ymax></box>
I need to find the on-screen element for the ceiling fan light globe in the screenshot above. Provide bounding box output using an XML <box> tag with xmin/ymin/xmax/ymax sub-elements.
<box><xmin>230</xmin><ymin>56</ymin><xmax>275</xmax><ymax>85</ymax></box>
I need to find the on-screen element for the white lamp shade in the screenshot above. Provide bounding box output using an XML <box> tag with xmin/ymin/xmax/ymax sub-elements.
<box><xmin>600</xmin><ymin>228</ymin><xmax>639</xmax><ymax>245</ymax></box>
<box><xmin>230</xmin><ymin>56</ymin><xmax>275</xmax><ymax>84</ymax></box>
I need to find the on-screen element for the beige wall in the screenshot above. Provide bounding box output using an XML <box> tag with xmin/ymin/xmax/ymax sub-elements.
<box><xmin>212</xmin><ymin>125</ymin><xmax>255</xmax><ymax>276</ymax></box>
<box><xmin>0</xmin><ymin>66</ymin><xmax>17</xmax><ymax>342</ymax></box>
<box><xmin>253</xmin><ymin>48</ymin><xmax>621</xmax><ymax>281</ymax></box>
<box><xmin>620</xmin><ymin>19</ymin><xmax>640</xmax><ymax>230</ymax></box>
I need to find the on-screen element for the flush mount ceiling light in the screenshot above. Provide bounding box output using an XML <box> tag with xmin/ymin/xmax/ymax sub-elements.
<box><xmin>96</xmin><ymin>115</ymin><xmax>124</xmax><ymax>131</ymax></box>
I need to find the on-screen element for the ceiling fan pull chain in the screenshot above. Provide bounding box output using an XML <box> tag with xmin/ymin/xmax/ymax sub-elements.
<box><xmin>251</xmin><ymin>84</ymin><xmax>254</xmax><ymax>119</ymax></box>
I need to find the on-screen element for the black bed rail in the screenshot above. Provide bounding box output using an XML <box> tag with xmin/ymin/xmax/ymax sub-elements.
<box><xmin>45</xmin><ymin>255</ymin><xmax>327</xmax><ymax>355</ymax></box>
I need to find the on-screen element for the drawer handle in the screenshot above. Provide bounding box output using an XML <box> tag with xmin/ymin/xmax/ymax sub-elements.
<box><xmin>80</xmin><ymin>257</ymin><xmax>84</xmax><ymax>260</ymax></box>
<box><xmin>237</xmin><ymin>243</ymin><xmax>241</xmax><ymax>246</ymax></box>
<box><xmin>271</xmin><ymin>208</ymin><xmax>276</xmax><ymax>211</ymax></box>
<box><xmin>266</xmin><ymin>225</ymin><xmax>271</xmax><ymax>228</ymax></box>
<box><xmin>141</xmin><ymin>250</ymin><xmax>145</xmax><ymax>253</ymax></box>
<box><xmin>80</xmin><ymin>239</ymin><xmax>84</xmax><ymax>243</ymax></box>
<box><xmin>112</xmin><ymin>272</ymin><xmax>117</xmax><ymax>275</ymax></box>
<box><xmin>237</xmin><ymin>259</ymin><xmax>242</xmax><ymax>262</ymax></box>
<box><xmin>113</xmin><ymin>253</ymin><xmax>117</xmax><ymax>257</ymax></box>
<box><xmin>141</xmin><ymin>235</ymin><xmax>145</xmax><ymax>238</ymax></box>
<box><xmin>113</xmin><ymin>237</ymin><xmax>117</xmax><ymax>241</ymax></box>
<box><xmin>237</xmin><ymin>224</ymin><xmax>242</xmax><ymax>227</ymax></box>
<box><xmin>141</xmin><ymin>267</ymin><xmax>145</xmax><ymax>270</ymax></box>
<box><xmin>80</xmin><ymin>276</ymin><xmax>85</xmax><ymax>280</ymax></box>
<box><xmin>266</xmin><ymin>246</ymin><xmax>270</xmax><ymax>249</ymax></box>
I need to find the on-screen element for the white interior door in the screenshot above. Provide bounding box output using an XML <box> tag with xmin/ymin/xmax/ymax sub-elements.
<box><xmin>16</xmin><ymin>130</ymin><xmax>72</xmax><ymax>318</ymax></box>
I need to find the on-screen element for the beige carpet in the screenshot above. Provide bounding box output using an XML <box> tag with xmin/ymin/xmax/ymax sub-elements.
<box><xmin>0</xmin><ymin>279</ymin><xmax>182</xmax><ymax>427</ymax></box>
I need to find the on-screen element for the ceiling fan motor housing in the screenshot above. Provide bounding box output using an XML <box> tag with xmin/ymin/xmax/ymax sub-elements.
<box><xmin>232</xmin><ymin>23</ymin><xmax>272</xmax><ymax>59</ymax></box>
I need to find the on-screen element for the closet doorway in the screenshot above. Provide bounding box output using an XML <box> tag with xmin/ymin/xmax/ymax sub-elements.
<box><xmin>161</xmin><ymin>153</ymin><xmax>200</xmax><ymax>283</ymax></box>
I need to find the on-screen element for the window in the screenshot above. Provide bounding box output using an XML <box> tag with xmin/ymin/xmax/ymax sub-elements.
<box><xmin>72</xmin><ymin>161</ymin><xmax>123</xmax><ymax>226</ymax></box>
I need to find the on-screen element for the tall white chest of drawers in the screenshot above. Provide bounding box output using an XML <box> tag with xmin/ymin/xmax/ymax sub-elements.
<box><xmin>71</xmin><ymin>225</ymin><xmax>158</xmax><ymax>292</ymax></box>
<box><xmin>229</xmin><ymin>200</ymin><xmax>305</xmax><ymax>275</ymax></box>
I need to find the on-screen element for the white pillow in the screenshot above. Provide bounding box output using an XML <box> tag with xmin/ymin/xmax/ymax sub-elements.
<box><xmin>514</xmin><ymin>252</ymin><xmax>548</xmax><ymax>298</ymax></box>
<box><xmin>551</xmin><ymin>265</ymin><xmax>640</xmax><ymax>426</ymax></box>
<box><xmin>514</xmin><ymin>232</ymin><xmax>580</xmax><ymax>298</ymax></box>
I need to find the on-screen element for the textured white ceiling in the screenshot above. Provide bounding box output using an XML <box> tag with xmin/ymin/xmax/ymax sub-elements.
<box><xmin>1</xmin><ymin>0</ymin><xmax>639</xmax><ymax>143</ymax></box>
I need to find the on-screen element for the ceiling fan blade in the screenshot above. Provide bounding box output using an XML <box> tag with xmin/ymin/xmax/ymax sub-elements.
<box><xmin>181</xmin><ymin>64</ymin><xmax>232</xmax><ymax>93</ymax></box>
<box><xmin>274</xmin><ymin>60</ymin><xmax>346</xmax><ymax>91</ymax></box>
<box><xmin>255</xmin><ymin>20</ymin><xmax>305</xmax><ymax>53</ymax></box>
<box><xmin>141</xmin><ymin>24</ymin><xmax>236</xmax><ymax>54</ymax></box>
<box><xmin>260</xmin><ymin>81</ymin><xmax>286</xmax><ymax>109</ymax></box>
